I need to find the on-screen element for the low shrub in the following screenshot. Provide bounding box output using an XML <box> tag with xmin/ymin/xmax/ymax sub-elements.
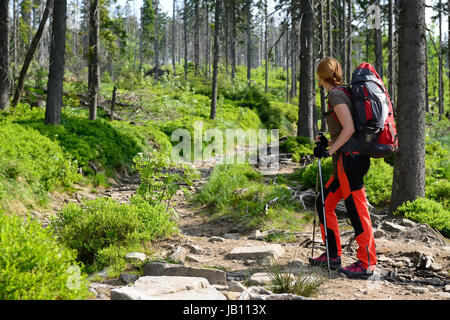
<box><xmin>51</xmin><ymin>197</ymin><xmax>178</xmax><ymax>272</ymax></box>
<box><xmin>0</xmin><ymin>214</ymin><xmax>90</xmax><ymax>300</ymax></box>
<box><xmin>280</xmin><ymin>136</ymin><xmax>314</xmax><ymax>162</ymax></box>
<box><xmin>393</xmin><ymin>197</ymin><xmax>450</xmax><ymax>237</ymax></box>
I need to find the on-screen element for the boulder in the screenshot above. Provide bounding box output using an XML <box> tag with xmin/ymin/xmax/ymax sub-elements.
<box><xmin>111</xmin><ymin>276</ymin><xmax>226</xmax><ymax>300</ymax></box>
<box><xmin>228</xmin><ymin>281</ymin><xmax>246</xmax><ymax>293</ymax></box>
<box><xmin>125</xmin><ymin>252</ymin><xmax>148</xmax><ymax>262</ymax></box>
<box><xmin>227</xmin><ymin>244</ymin><xmax>285</xmax><ymax>260</ymax></box>
<box><xmin>143</xmin><ymin>262</ymin><xmax>227</xmax><ymax>285</ymax></box>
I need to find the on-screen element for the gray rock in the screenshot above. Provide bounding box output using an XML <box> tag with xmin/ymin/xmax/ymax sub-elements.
<box><xmin>227</xmin><ymin>244</ymin><xmax>285</xmax><ymax>260</ymax></box>
<box><xmin>238</xmin><ymin>286</ymin><xmax>312</xmax><ymax>301</ymax></box>
<box><xmin>185</xmin><ymin>255</ymin><xmax>202</xmax><ymax>263</ymax></box>
<box><xmin>185</xmin><ymin>244</ymin><xmax>206</xmax><ymax>255</ymax></box>
<box><xmin>111</xmin><ymin>276</ymin><xmax>226</xmax><ymax>300</ymax></box>
<box><xmin>223</xmin><ymin>233</ymin><xmax>240</xmax><ymax>240</ymax></box>
<box><xmin>144</xmin><ymin>262</ymin><xmax>227</xmax><ymax>285</ymax></box>
<box><xmin>400</xmin><ymin>219</ymin><xmax>417</xmax><ymax>228</ymax></box>
<box><xmin>425</xmin><ymin>277</ymin><xmax>444</xmax><ymax>286</ymax></box>
<box><xmin>119</xmin><ymin>273</ymin><xmax>139</xmax><ymax>284</ymax></box>
<box><xmin>125</xmin><ymin>252</ymin><xmax>148</xmax><ymax>262</ymax></box>
<box><xmin>382</xmin><ymin>221</ymin><xmax>407</xmax><ymax>233</ymax></box>
<box><xmin>228</xmin><ymin>281</ymin><xmax>246</xmax><ymax>293</ymax></box>
<box><xmin>209</xmin><ymin>236</ymin><xmax>225</xmax><ymax>242</ymax></box>
<box><xmin>248</xmin><ymin>272</ymin><xmax>273</xmax><ymax>286</ymax></box>
<box><xmin>412</xmin><ymin>287</ymin><xmax>428</xmax><ymax>294</ymax></box>
<box><xmin>430</xmin><ymin>263</ymin><xmax>443</xmax><ymax>272</ymax></box>
<box><xmin>89</xmin><ymin>283</ymin><xmax>113</xmax><ymax>297</ymax></box>
<box><xmin>444</xmin><ymin>284</ymin><xmax>450</xmax><ymax>292</ymax></box>
<box><xmin>168</xmin><ymin>246</ymin><xmax>188</xmax><ymax>263</ymax></box>
<box><xmin>373</xmin><ymin>229</ymin><xmax>386</xmax><ymax>239</ymax></box>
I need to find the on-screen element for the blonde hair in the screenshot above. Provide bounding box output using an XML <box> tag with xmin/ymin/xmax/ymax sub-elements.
<box><xmin>317</xmin><ymin>57</ymin><xmax>343</xmax><ymax>86</ymax></box>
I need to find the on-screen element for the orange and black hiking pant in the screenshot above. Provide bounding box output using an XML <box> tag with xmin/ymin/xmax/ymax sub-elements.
<box><xmin>315</xmin><ymin>153</ymin><xmax>377</xmax><ymax>270</ymax></box>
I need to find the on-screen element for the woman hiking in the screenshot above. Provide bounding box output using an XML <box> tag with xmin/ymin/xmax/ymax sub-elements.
<box><xmin>309</xmin><ymin>56</ymin><xmax>377</xmax><ymax>279</ymax></box>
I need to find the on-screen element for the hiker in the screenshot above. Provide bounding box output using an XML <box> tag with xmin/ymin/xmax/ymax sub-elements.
<box><xmin>309</xmin><ymin>56</ymin><xmax>377</xmax><ymax>279</ymax></box>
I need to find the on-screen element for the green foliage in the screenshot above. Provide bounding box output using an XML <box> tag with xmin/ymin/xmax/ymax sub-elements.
<box><xmin>259</xmin><ymin>258</ymin><xmax>325</xmax><ymax>298</ymax></box>
<box><xmin>293</xmin><ymin>157</ymin><xmax>333</xmax><ymax>190</ymax></box>
<box><xmin>364</xmin><ymin>159</ymin><xmax>394</xmax><ymax>207</ymax></box>
<box><xmin>280</xmin><ymin>136</ymin><xmax>314</xmax><ymax>162</ymax></box>
<box><xmin>0</xmin><ymin>214</ymin><xmax>90</xmax><ymax>300</ymax></box>
<box><xmin>10</xmin><ymin>104</ymin><xmax>172</xmax><ymax>177</ymax></box>
<box><xmin>393</xmin><ymin>198</ymin><xmax>450</xmax><ymax>238</ymax></box>
<box><xmin>133</xmin><ymin>151</ymin><xmax>199</xmax><ymax>208</ymax></box>
<box><xmin>193</xmin><ymin>164</ymin><xmax>263</xmax><ymax>208</ymax></box>
<box><xmin>51</xmin><ymin>197</ymin><xmax>178</xmax><ymax>272</ymax></box>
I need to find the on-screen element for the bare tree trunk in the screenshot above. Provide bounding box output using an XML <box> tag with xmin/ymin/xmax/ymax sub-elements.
<box><xmin>340</xmin><ymin>0</ymin><xmax>346</xmax><ymax>81</ymax></box>
<box><xmin>246</xmin><ymin>0</ymin><xmax>252</xmax><ymax>86</ymax></box>
<box><xmin>11</xmin><ymin>0</ymin><xmax>52</xmax><ymax>110</ymax></box>
<box><xmin>45</xmin><ymin>0</ymin><xmax>67</xmax><ymax>125</ymax></box>
<box><xmin>438</xmin><ymin>0</ymin><xmax>444</xmax><ymax>120</ymax></box>
<box><xmin>194</xmin><ymin>0</ymin><xmax>199</xmax><ymax>74</ymax></box>
<box><xmin>230</xmin><ymin>0</ymin><xmax>236</xmax><ymax>80</ymax></box>
<box><xmin>389</xmin><ymin>0</ymin><xmax>426</xmax><ymax>214</ymax></box>
<box><xmin>264</xmin><ymin>0</ymin><xmax>268</xmax><ymax>92</ymax></box>
<box><xmin>88</xmin><ymin>0</ymin><xmax>100</xmax><ymax>121</ymax></box>
<box><xmin>204</xmin><ymin>1</ymin><xmax>210</xmax><ymax>78</ymax></box>
<box><xmin>297</xmin><ymin>0</ymin><xmax>314</xmax><ymax>141</ymax></box>
<box><xmin>326</xmin><ymin>0</ymin><xmax>332</xmax><ymax>56</ymax></box>
<box><xmin>285</xmin><ymin>28</ymin><xmax>289</xmax><ymax>104</ymax></box>
<box><xmin>172</xmin><ymin>0</ymin><xmax>176</xmax><ymax>74</ymax></box>
<box><xmin>388</xmin><ymin>0</ymin><xmax>394</xmax><ymax>100</ymax></box>
<box><xmin>346</xmin><ymin>0</ymin><xmax>352</xmax><ymax>83</ymax></box>
<box><xmin>109</xmin><ymin>86</ymin><xmax>117</xmax><ymax>122</ymax></box>
<box><xmin>210</xmin><ymin>0</ymin><xmax>221</xmax><ymax>120</ymax></box>
<box><xmin>0</xmin><ymin>0</ymin><xmax>9</xmax><ymax>110</ymax></box>
<box><xmin>154</xmin><ymin>0</ymin><xmax>160</xmax><ymax>79</ymax></box>
<box><xmin>319</xmin><ymin>0</ymin><xmax>327</xmax><ymax>132</ymax></box>
<box><xmin>184</xmin><ymin>0</ymin><xmax>188</xmax><ymax>80</ymax></box>
<box><xmin>374</xmin><ymin>0</ymin><xmax>383</xmax><ymax>78</ymax></box>
<box><xmin>425</xmin><ymin>36</ymin><xmax>429</xmax><ymax>113</ymax></box>
<box><xmin>139</xmin><ymin>6</ymin><xmax>143</xmax><ymax>71</ymax></box>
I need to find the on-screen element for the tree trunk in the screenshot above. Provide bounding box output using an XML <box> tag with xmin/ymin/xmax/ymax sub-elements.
<box><xmin>154</xmin><ymin>0</ymin><xmax>160</xmax><ymax>79</ymax></box>
<box><xmin>183</xmin><ymin>0</ymin><xmax>188</xmax><ymax>80</ymax></box>
<box><xmin>246</xmin><ymin>0</ymin><xmax>252</xmax><ymax>86</ymax></box>
<box><xmin>264</xmin><ymin>0</ymin><xmax>268</xmax><ymax>92</ymax></box>
<box><xmin>346</xmin><ymin>0</ymin><xmax>352</xmax><ymax>83</ymax></box>
<box><xmin>194</xmin><ymin>0</ymin><xmax>199</xmax><ymax>74</ymax></box>
<box><xmin>340</xmin><ymin>0</ymin><xmax>346</xmax><ymax>81</ymax></box>
<box><xmin>88</xmin><ymin>0</ymin><xmax>100</xmax><ymax>121</ymax></box>
<box><xmin>297</xmin><ymin>0</ymin><xmax>314</xmax><ymax>141</ymax></box>
<box><xmin>285</xmin><ymin>28</ymin><xmax>289</xmax><ymax>104</ymax></box>
<box><xmin>326</xmin><ymin>0</ymin><xmax>332</xmax><ymax>56</ymax></box>
<box><xmin>110</xmin><ymin>86</ymin><xmax>117</xmax><ymax>122</ymax></box>
<box><xmin>374</xmin><ymin>0</ymin><xmax>383</xmax><ymax>78</ymax></box>
<box><xmin>0</xmin><ymin>0</ymin><xmax>9</xmax><ymax>110</ymax></box>
<box><xmin>389</xmin><ymin>0</ymin><xmax>426</xmax><ymax>214</ymax></box>
<box><xmin>230</xmin><ymin>0</ymin><xmax>236</xmax><ymax>80</ymax></box>
<box><xmin>139</xmin><ymin>6</ymin><xmax>143</xmax><ymax>71</ymax></box>
<box><xmin>172</xmin><ymin>0</ymin><xmax>176</xmax><ymax>74</ymax></box>
<box><xmin>319</xmin><ymin>0</ymin><xmax>327</xmax><ymax>132</ymax></box>
<box><xmin>438</xmin><ymin>0</ymin><xmax>444</xmax><ymax>120</ymax></box>
<box><xmin>425</xmin><ymin>36</ymin><xmax>429</xmax><ymax>113</ymax></box>
<box><xmin>45</xmin><ymin>0</ymin><xmax>67</xmax><ymax>125</ymax></box>
<box><xmin>210</xmin><ymin>0</ymin><xmax>221</xmax><ymax>120</ymax></box>
<box><xmin>11</xmin><ymin>0</ymin><xmax>52</xmax><ymax>110</ymax></box>
<box><xmin>388</xmin><ymin>0</ymin><xmax>394</xmax><ymax>101</ymax></box>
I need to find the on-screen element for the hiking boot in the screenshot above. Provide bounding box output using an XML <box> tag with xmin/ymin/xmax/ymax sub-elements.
<box><xmin>338</xmin><ymin>260</ymin><xmax>374</xmax><ymax>279</ymax></box>
<box><xmin>309</xmin><ymin>252</ymin><xmax>341</xmax><ymax>270</ymax></box>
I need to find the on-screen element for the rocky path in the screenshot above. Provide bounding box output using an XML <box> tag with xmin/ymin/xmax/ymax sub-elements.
<box><xmin>44</xmin><ymin>154</ymin><xmax>450</xmax><ymax>300</ymax></box>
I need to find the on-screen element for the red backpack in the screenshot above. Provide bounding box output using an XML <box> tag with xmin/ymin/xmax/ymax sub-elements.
<box><xmin>333</xmin><ymin>63</ymin><xmax>398</xmax><ymax>158</ymax></box>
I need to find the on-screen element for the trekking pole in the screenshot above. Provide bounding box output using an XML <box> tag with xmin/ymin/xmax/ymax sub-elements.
<box><xmin>316</xmin><ymin>133</ymin><xmax>331</xmax><ymax>278</ymax></box>
<box><xmin>311</xmin><ymin>163</ymin><xmax>319</xmax><ymax>259</ymax></box>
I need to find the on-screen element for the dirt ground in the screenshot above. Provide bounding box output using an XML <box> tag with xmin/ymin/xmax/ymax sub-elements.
<box><xmin>38</xmin><ymin>156</ymin><xmax>450</xmax><ymax>301</ymax></box>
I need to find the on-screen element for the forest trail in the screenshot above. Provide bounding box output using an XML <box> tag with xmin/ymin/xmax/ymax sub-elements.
<box><xmin>44</xmin><ymin>153</ymin><xmax>450</xmax><ymax>300</ymax></box>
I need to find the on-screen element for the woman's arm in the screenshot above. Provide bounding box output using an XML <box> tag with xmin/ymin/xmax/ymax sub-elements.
<box><xmin>328</xmin><ymin>103</ymin><xmax>355</xmax><ymax>155</ymax></box>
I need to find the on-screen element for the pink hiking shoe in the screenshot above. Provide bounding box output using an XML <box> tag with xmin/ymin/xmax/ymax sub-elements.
<box><xmin>308</xmin><ymin>252</ymin><xmax>342</xmax><ymax>270</ymax></box>
<box><xmin>338</xmin><ymin>260</ymin><xmax>374</xmax><ymax>279</ymax></box>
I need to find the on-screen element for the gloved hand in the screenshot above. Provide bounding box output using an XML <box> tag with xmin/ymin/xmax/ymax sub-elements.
<box><xmin>313</xmin><ymin>144</ymin><xmax>330</xmax><ymax>158</ymax></box>
<box><xmin>319</xmin><ymin>134</ymin><xmax>329</xmax><ymax>147</ymax></box>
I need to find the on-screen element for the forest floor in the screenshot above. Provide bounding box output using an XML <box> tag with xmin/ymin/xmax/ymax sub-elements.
<box><xmin>39</xmin><ymin>152</ymin><xmax>450</xmax><ymax>301</ymax></box>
